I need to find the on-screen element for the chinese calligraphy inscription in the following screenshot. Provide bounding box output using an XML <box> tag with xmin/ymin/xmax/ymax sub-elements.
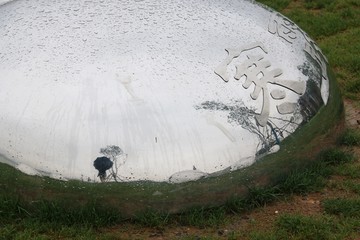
<box><xmin>268</xmin><ymin>13</ymin><xmax>298</xmax><ymax>43</ymax></box>
<box><xmin>268</xmin><ymin>13</ymin><xmax>329</xmax><ymax>104</ymax></box>
<box><xmin>215</xmin><ymin>43</ymin><xmax>306</xmax><ymax>127</ymax></box>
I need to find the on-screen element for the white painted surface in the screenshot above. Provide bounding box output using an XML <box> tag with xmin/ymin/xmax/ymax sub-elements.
<box><xmin>16</xmin><ymin>163</ymin><xmax>40</xmax><ymax>176</ymax></box>
<box><xmin>169</xmin><ymin>170</ymin><xmax>208</xmax><ymax>183</ymax></box>
<box><xmin>0</xmin><ymin>0</ymin><xmax>14</xmax><ymax>6</ymax></box>
<box><xmin>0</xmin><ymin>0</ymin><xmax>329</xmax><ymax>182</ymax></box>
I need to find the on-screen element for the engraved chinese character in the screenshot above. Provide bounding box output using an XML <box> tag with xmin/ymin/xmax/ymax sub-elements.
<box><xmin>214</xmin><ymin>42</ymin><xmax>268</xmax><ymax>82</ymax></box>
<box><xmin>215</xmin><ymin>44</ymin><xmax>306</xmax><ymax>127</ymax></box>
<box><xmin>268</xmin><ymin>13</ymin><xmax>329</xmax><ymax>104</ymax></box>
<box><xmin>268</xmin><ymin>13</ymin><xmax>298</xmax><ymax>43</ymax></box>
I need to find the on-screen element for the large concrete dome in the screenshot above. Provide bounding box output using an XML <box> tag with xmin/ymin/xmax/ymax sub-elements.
<box><xmin>0</xmin><ymin>0</ymin><xmax>332</xmax><ymax>184</ymax></box>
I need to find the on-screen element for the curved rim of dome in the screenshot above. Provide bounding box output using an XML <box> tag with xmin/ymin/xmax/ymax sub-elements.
<box><xmin>0</xmin><ymin>67</ymin><xmax>343</xmax><ymax>215</ymax></box>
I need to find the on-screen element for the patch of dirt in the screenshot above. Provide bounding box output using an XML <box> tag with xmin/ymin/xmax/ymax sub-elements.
<box><xmin>100</xmin><ymin>100</ymin><xmax>360</xmax><ymax>239</ymax></box>
<box><xmin>344</xmin><ymin>99</ymin><xmax>360</xmax><ymax>129</ymax></box>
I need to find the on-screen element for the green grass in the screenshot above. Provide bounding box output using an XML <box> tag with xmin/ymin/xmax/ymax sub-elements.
<box><xmin>320</xmin><ymin>28</ymin><xmax>360</xmax><ymax>99</ymax></box>
<box><xmin>277</xmin><ymin>163</ymin><xmax>328</xmax><ymax>194</ymax></box>
<box><xmin>0</xmin><ymin>222</ymin><xmax>97</xmax><ymax>240</ymax></box>
<box><xmin>274</xmin><ymin>214</ymin><xmax>358</xmax><ymax>240</ymax></box>
<box><xmin>249</xmin><ymin>231</ymin><xmax>280</xmax><ymax>240</ymax></box>
<box><xmin>318</xmin><ymin>148</ymin><xmax>354</xmax><ymax>165</ymax></box>
<box><xmin>177</xmin><ymin>207</ymin><xmax>227</xmax><ymax>228</ymax></box>
<box><xmin>274</xmin><ymin>148</ymin><xmax>354</xmax><ymax>195</ymax></box>
<box><xmin>304</xmin><ymin>0</ymin><xmax>336</xmax><ymax>9</ymax></box>
<box><xmin>248</xmin><ymin>213</ymin><xmax>360</xmax><ymax>240</ymax></box>
<box><xmin>133</xmin><ymin>209</ymin><xmax>170</xmax><ymax>228</ymax></box>
<box><xmin>323</xmin><ymin>198</ymin><xmax>360</xmax><ymax>217</ymax></box>
<box><xmin>333</xmin><ymin>164</ymin><xmax>360</xmax><ymax>178</ymax></box>
<box><xmin>337</xmin><ymin>129</ymin><xmax>360</xmax><ymax>146</ymax></box>
<box><xmin>177</xmin><ymin>236</ymin><xmax>218</xmax><ymax>240</ymax></box>
<box><xmin>345</xmin><ymin>181</ymin><xmax>360</xmax><ymax>195</ymax></box>
<box><xmin>225</xmin><ymin>185</ymin><xmax>283</xmax><ymax>214</ymax></box>
<box><xmin>0</xmin><ymin>197</ymin><xmax>124</xmax><ymax>227</ymax></box>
